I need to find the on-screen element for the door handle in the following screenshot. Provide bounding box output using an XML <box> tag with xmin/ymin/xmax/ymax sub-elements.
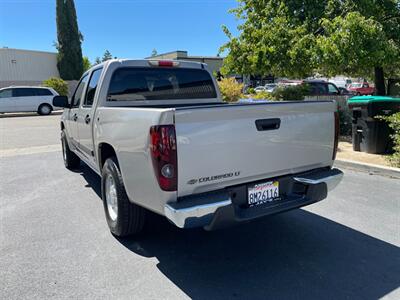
<box><xmin>255</xmin><ymin>118</ymin><xmax>281</xmax><ymax>131</ymax></box>
<box><xmin>85</xmin><ymin>115</ymin><xmax>91</xmax><ymax>124</ymax></box>
<box><xmin>73</xmin><ymin>114</ymin><xmax>78</xmax><ymax>121</ymax></box>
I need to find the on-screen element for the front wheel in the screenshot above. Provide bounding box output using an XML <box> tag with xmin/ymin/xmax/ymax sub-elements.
<box><xmin>102</xmin><ymin>157</ymin><xmax>146</xmax><ymax>237</ymax></box>
<box><xmin>61</xmin><ymin>130</ymin><xmax>80</xmax><ymax>169</ymax></box>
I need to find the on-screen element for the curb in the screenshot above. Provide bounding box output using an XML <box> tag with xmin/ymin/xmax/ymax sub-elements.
<box><xmin>335</xmin><ymin>159</ymin><xmax>400</xmax><ymax>179</ymax></box>
<box><xmin>0</xmin><ymin>111</ymin><xmax>63</xmax><ymax>118</ymax></box>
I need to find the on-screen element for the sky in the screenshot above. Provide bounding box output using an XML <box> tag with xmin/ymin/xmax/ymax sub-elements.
<box><xmin>0</xmin><ymin>0</ymin><xmax>240</xmax><ymax>63</ymax></box>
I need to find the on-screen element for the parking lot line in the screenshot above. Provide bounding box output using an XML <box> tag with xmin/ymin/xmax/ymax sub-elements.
<box><xmin>0</xmin><ymin>144</ymin><xmax>60</xmax><ymax>157</ymax></box>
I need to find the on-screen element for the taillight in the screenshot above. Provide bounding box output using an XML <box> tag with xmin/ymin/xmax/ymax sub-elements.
<box><xmin>333</xmin><ymin>111</ymin><xmax>340</xmax><ymax>160</ymax></box>
<box><xmin>150</xmin><ymin>125</ymin><xmax>177</xmax><ymax>191</ymax></box>
<box><xmin>148</xmin><ymin>60</ymin><xmax>180</xmax><ymax>67</ymax></box>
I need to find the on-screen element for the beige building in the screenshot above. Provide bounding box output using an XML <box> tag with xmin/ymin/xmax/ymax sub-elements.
<box><xmin>0</xmin><ymin>48</ymin><xmax>60</xmax><ymax>88</ymax></box>
<box><xmin>147</xmin><ymin>50</ymin><xmax>224</xmax><ymax>75</ymax></box>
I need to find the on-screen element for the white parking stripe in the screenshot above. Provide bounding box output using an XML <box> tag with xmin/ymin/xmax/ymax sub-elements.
<box><xmin>0</xmin><ymin>144</ymin><xmax>60</xmax><ymax>157</ymax></box>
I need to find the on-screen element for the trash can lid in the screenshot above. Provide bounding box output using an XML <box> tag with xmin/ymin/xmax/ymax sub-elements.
<box><xmin>348</xmin><ymin>95</ymin><xmax>400</xmax><ymax>105</ymax></box>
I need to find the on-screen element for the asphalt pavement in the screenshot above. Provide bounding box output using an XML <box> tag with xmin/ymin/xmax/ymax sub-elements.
<box><xmin>1</xmin><ymin>114</ymin><xmax>399</xmax><ymax>299</ymax></box>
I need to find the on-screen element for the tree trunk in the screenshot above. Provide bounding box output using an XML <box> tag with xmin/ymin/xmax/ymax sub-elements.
<box><xmin>374</xmin><ymin>67</ymin><xmax>386</xmax><ymax>96</ymax></box>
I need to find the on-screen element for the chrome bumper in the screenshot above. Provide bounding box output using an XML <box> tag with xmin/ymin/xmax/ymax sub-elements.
<box><xmin>165</xmin><ymin>168</ymin><xmax>343</xmax><ymax>229</ymax></box>
<box><xmin>165</xmin><ymin>198</ymin><xmax>232</xmax><ymax>229</ymax></box>
<box><xmin>293</xmin><ymin>169</ymin><xmax>343</xmax><ymax>192</ymax></box>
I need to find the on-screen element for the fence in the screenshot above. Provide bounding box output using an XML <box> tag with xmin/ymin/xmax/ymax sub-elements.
<box><xmin>305</xmin><ymin>95</ymin><xmax>351</xmax><ymax>108</ymax></box>
<box><xmin>66</xmin><ymin>81</ymin><xmax>78</xmax><ymax>97</ymax></box>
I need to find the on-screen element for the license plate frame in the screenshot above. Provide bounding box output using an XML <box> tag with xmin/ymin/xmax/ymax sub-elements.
<box><xmin>247</xmin><ymin>181</ymin><xmax>280</xmax><ymax>207</ymax></box>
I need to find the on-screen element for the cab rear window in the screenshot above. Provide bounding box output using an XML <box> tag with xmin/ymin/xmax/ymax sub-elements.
<box><xmin>107</xmin><ymin>67</ymin><xmax>217</xmax><ymax>101</ymax></box>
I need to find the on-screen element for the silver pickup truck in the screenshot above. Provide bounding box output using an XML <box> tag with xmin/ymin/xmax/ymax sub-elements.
<box><xmin>53</xmin><ymin>59</ymin><xmax>343</xmax><ymax>237</ymax></box>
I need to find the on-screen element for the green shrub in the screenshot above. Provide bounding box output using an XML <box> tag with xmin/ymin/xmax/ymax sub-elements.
<box><xmin>251</xmin><ymin>91</ymin><xmax>274</xmax><ymax>100</ymax></box>
<box><xmin>218</xmin><ymin>77</ymin><xmax>244</xmax><ymax>102</ymax></box>
<box><xmin>271</xmin><ymin>84</ymin><xmax>309</xmax><ymax>101</ymax></box>
<box><xmin>247</xmin><ymin>87</ymin><xmax>255</xmax><ymax>94</ymax></box>
<box><xmin>43</xmin><ymin>77</ymin><xmax>68</xmax><ymax>96</ymax></box>
<box><xmin>381</xmin><ymin>112</ymin><xmax>400</xmax><ymax>167</ymax></box>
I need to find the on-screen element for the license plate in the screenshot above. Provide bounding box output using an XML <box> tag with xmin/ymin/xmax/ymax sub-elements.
<box><xmin>248</xmin><ymin>181</ymin><xmax>280</xmax><ymax>206</ymax></box>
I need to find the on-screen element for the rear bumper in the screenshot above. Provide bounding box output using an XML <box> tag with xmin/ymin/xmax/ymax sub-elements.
<box><xmin>164</xmin><ymin>168</ymin><xmax>343</xmax><ymax>229</ymax></box>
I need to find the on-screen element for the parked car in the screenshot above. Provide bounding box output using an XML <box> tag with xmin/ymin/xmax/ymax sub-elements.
<box><xmin>54</xmin><ymin>59</ymin><xmax>343</xmax><ymax>237</ymax></box>
<box><xmin>329</xmin><ymin>78</ymin><xmax>352</xmax><ymax>89</ymax></box>
<box><xmin>0</xmin><ymin>86</ymin><xmax>59</xmax><ymax>115</ymax></box>
<box><xmin>347</xmin><ymin>82</ymin><xmax>375</xmax><ymax>95</ymax></box>
<box><xmin>265</xmin><ymin>83</ymin><xmax>277</xmax><ymax>93</ymax></box>
<box><xmin>338</xmin><ymin>87</ymin><xmax>352</xmax><ymax>95</ymax></box>
<box><xmin>303</xmin><ymin>80</ymin><xmax>341</xmax><ymax>96</ymax></box>
<box><xmin>254</xmin><ymin>86</ymin><xmax>266</xmax><ymax>93</ymax></box>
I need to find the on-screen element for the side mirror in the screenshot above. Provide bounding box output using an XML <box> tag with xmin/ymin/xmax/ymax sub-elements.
<box><xmin>53</xmin><ymin>96</ymin><xmax>69</xmax><ymax>108</ymax></box>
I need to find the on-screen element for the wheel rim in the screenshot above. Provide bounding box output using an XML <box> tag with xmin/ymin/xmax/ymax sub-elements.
<box><xmin>105</xmin><ymin>174</ymin><xmax>118</xmax><ymax>221</ymax></box>
<box><xmin>41</xmin><ymin>105</ymin><xmax>51</xmax><ymax>114</ymax></box>
<box><xmin>62</xmin><ymin>138</ymin><xmax>67</xmax><ymax>162</ymax></box>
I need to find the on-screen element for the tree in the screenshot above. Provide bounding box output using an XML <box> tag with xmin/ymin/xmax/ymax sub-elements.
<box><xmin>56</xmin><ymin>0</ymin><xmax>84</xmax><ymax>80</ymax></box>
<box><xmin>82</xmin><ymin>56</ymin><xmax>91</xmax><ymax>72</ymax></box>
<box><xmin>102</xmin><ymin>50</ymin><xmax>113</xmax><ymax>62</ymax></box>
<box><xmin>221</xmin><ymin>0</ymin><xmax>400</xmax><ymax>95</ymax></box>
<box><xmin>94</xmin><ymin>57</ymin><xmax>102</xmax><ymax>65</ymax></box>
<box><xmin>151</xmin><ymin>49</ymin><xmax>158</xmax><ymax>57</ymax></box>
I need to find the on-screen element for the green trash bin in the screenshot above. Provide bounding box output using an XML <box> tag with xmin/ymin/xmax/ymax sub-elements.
<box><xmin>348</xmin><ymin>96</ymin><xmax>400</xmax><ymax>154</ymax></box>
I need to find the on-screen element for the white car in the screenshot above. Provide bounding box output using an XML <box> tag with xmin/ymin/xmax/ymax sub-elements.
<box><xmin>265</xmin><ymin>83</ymin><xmax>277</xmax><ymax>92</ymax></box>
<box><xmin>0</xmin><ymin>86</ymin><xmax>59</xmax><ymax>115</ymax></box>
<box><xmin>254</xmin><ymin>86</ymin><xmax>266</xmax><ymax>93</ymax></box>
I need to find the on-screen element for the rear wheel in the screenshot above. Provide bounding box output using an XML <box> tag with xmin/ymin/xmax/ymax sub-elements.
<box><xmin>102</xmin><ymin>157</ymin><xmax>146</xmax><ymax>237</ymax></box>
<box><xmin>61</xmin><ymin>130</ymin><xmax>80</xmax><ymax>169</ymax></box>
<box><xmin>38</xmin><ymin>104</ymin><xmax>52</xmax><ymax>115</ymax></box>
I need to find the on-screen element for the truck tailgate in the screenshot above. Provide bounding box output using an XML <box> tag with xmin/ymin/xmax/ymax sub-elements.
<box><xmin>174</xmin><ymin>101</ymin><xmax>336</xmax><ymax>197</ymax></box>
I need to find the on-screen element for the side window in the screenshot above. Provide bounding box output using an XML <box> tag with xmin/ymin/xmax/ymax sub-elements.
<box><xmin>84</xmin><ymin>68</ymin><xmax>102</xmax><ymax>107</ymax></box>
<box><xmin>328</xmin><ymin>83</ymin><xmax>339</xmax><ymax>94</ymax></box>
<box><xmin>36</xmin><ymin>89</ymin><xmax>53</xmax><ymax>96</ymax></box>
<box><xmin>71</xmin><ymin>75</ymin><xmax>89</xmax><ymax>108</ymax></box>
<box><xmin>308</xmin><ymin>83</ymin><xmax>317</xmax><ymax>95</ymax></box>
<box><xmin>0</xmin><ymin>89</ymin><xmax>12</xmax><ymax>98</ymax></box>
<box><xmin>362</xmin><ymin>84</ymin><xmax>368</xmax><ymax>88</ymax></box>
<box><xmin>314</xmin><ymin>83</ymin><xmax>327</xmax><ymax>95</ymax></box>
<box><xmin>15</xmin><ymin>88</ymin><xmax>36</xmax><ymax>97</ymax></box>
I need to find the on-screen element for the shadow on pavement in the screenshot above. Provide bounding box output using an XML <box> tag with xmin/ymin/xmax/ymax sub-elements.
<box><xmin>78</xmin><ymin>161</ymin><xmax>400</xmax><ymax>299</ymax></box>
<box><xmin>79</xmin><ymin>163</ymin><xmax>102</xmax><ymax>199</ymax></box>
<box><xmin>120</xmin><ymin>211</ymin><xmax>400</xmax><ymax>299</ymax></box>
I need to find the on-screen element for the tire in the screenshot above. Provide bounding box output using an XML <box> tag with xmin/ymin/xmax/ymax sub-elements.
<box><xmin>101</xmin><ymin>157</ymin><xmax>145</xmax><ymax>237</ymax></box>
<box><xmin>38</xmin><ymin>104</ymin><xmax>52</xmax><ymax>115</ymax></box>
<box><xmin>61</xmin><ymin>130</ymin><xmax>80</xmax><ymax>170</ymax></box>
<box><xmin>356</xmin><ymin>92</ymin><xmax>361</xmax><ymax>96</ymax></box>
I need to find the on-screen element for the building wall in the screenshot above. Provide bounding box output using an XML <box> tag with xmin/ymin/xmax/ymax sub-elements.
<box><xmin>148</xmin><ymin>51</ymin><xmax>224</xmax><ymax>75</ymax></box>
<box><xmin>182</xmin><ymin>57</ymin><xmax>223</xmax><ymax>75</ymax></box>
<box><xmin>149</xmin><ymin>51</ymin><xmax>188</xmax><ymax>60</ymax></box>
<box><xmin>0</xmin><ymin>48</ymin><xmax>59</xmax><ymax>83</ymax></box>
